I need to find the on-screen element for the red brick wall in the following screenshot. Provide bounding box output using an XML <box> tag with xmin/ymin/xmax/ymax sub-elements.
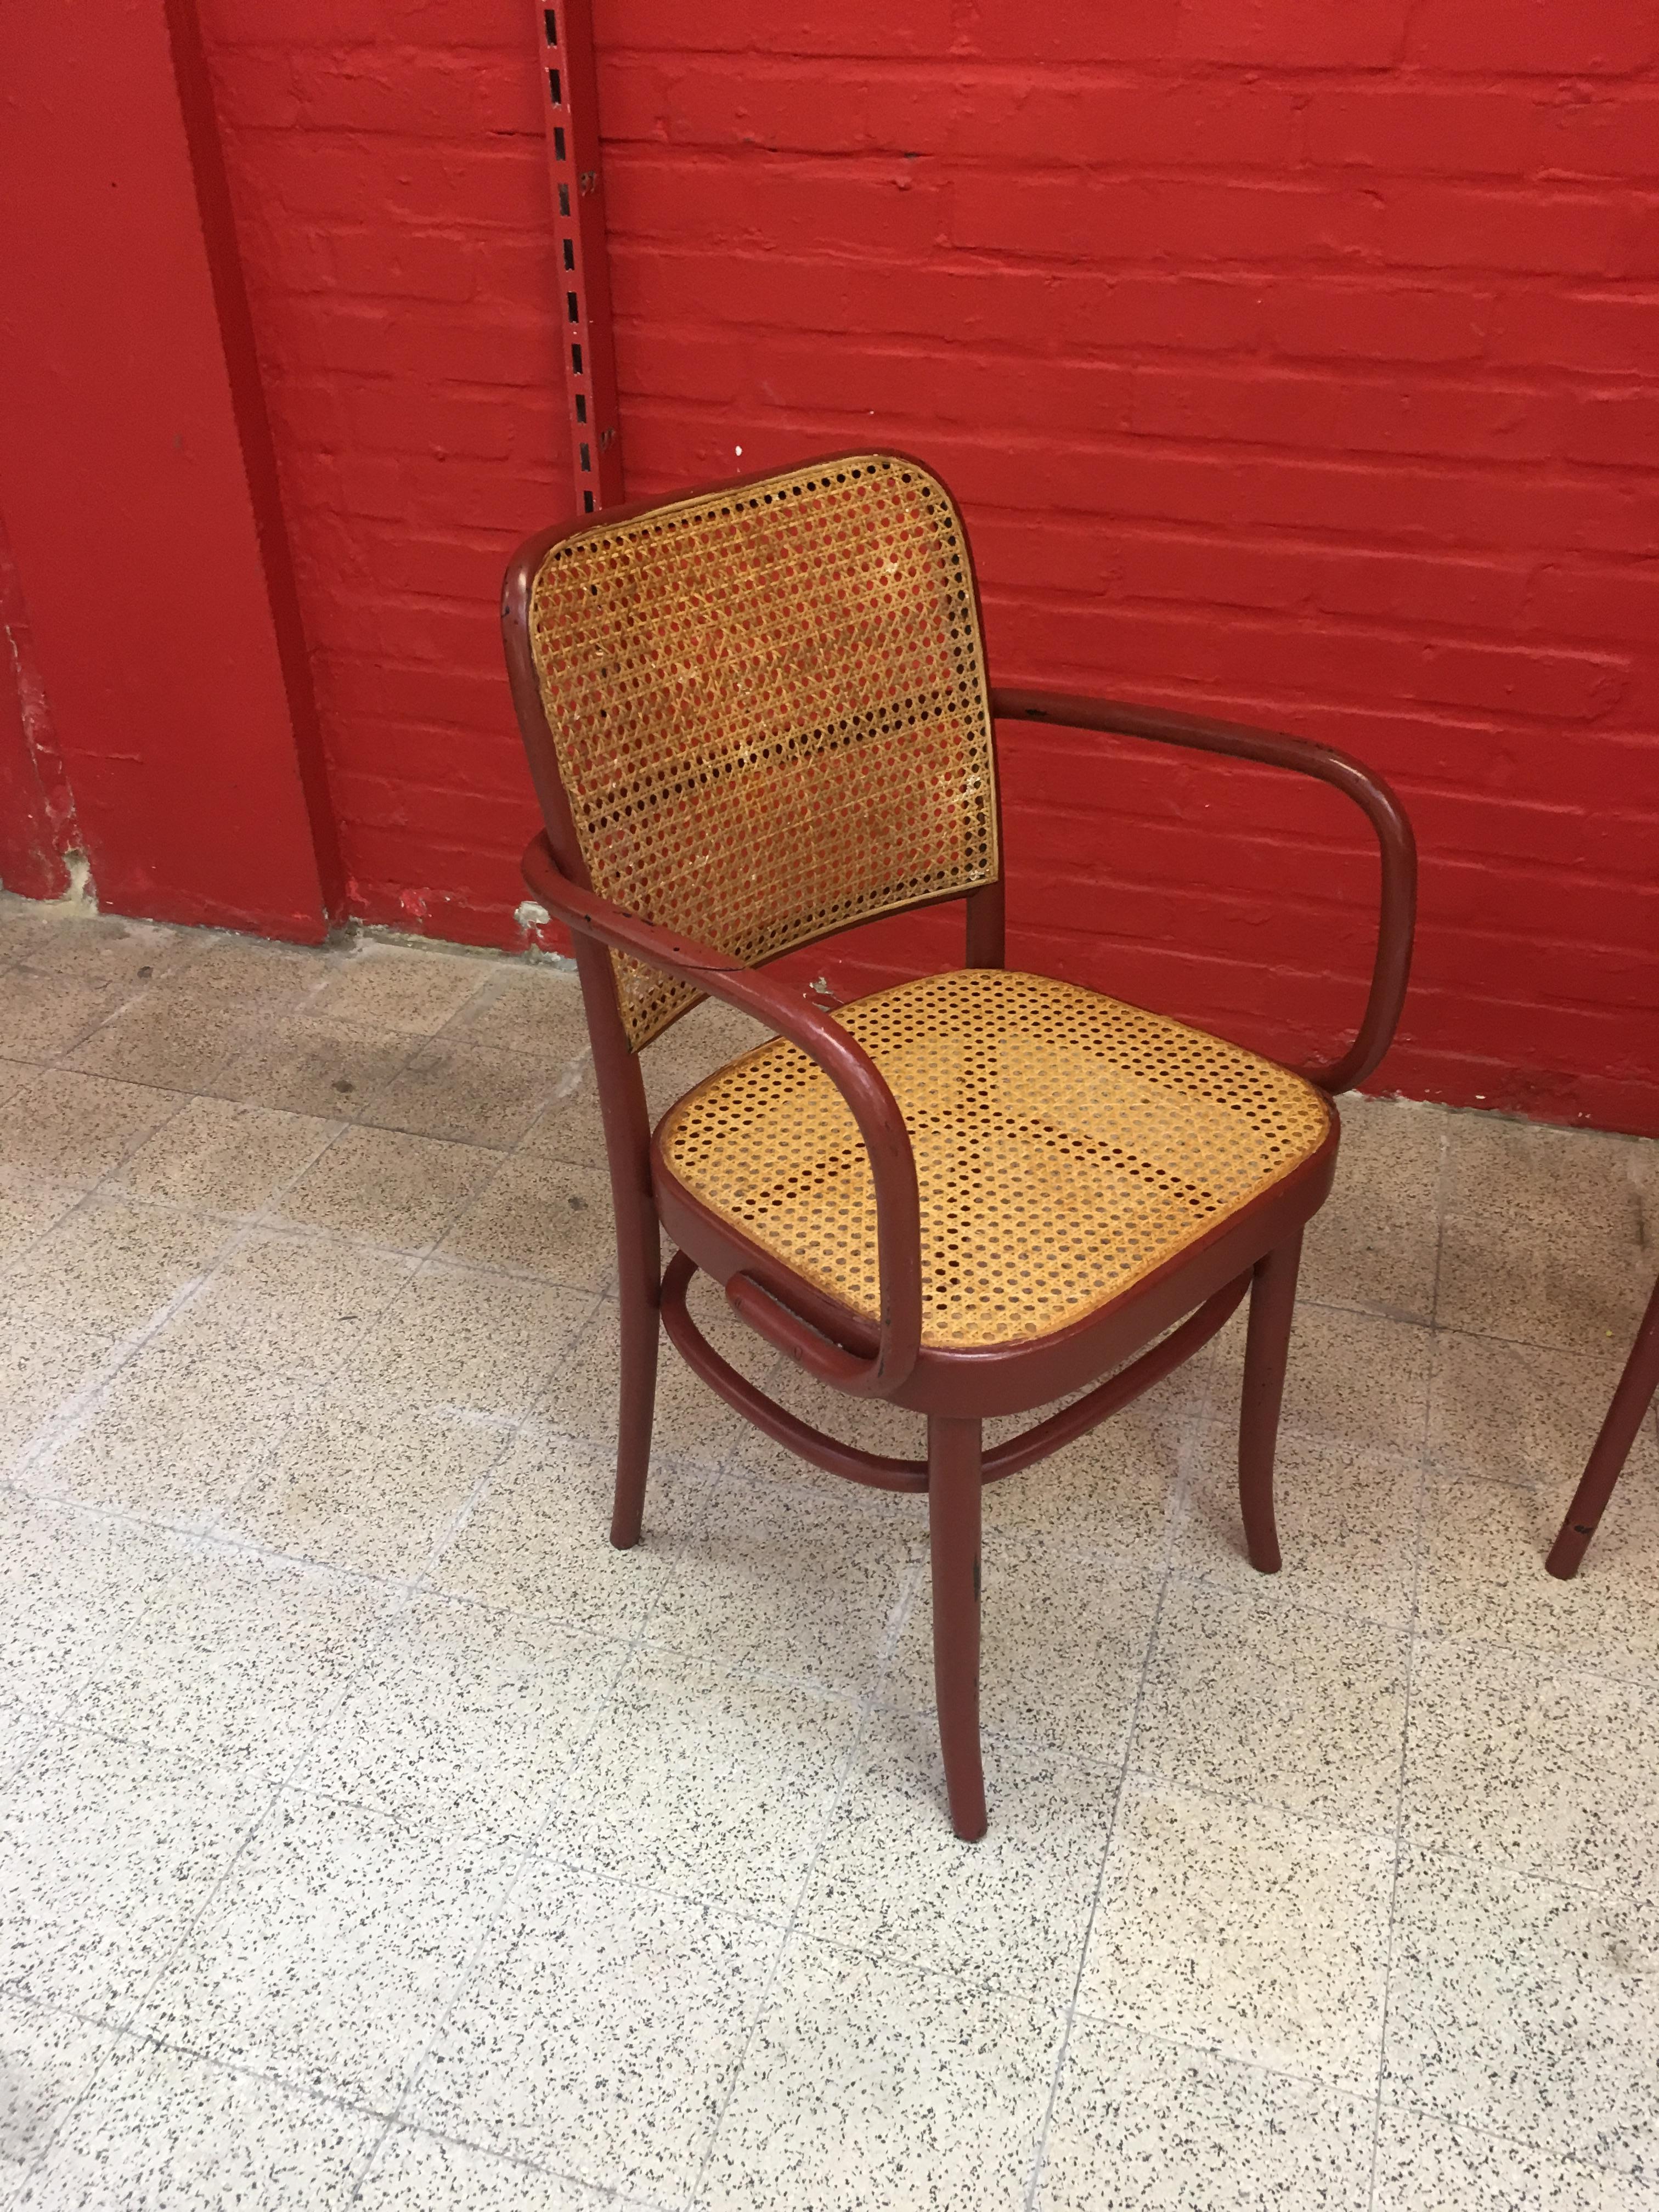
<box><xmin>198</xmin><ymin>2</ymin><xmax>1659</xmax><ymax>1133</ymax></box>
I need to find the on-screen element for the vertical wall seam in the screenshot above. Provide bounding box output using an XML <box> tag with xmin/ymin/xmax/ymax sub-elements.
<box><xmin>160</xmin><ymin>0</ymin><xmax>347</xmax><ymax>917</ymax></box>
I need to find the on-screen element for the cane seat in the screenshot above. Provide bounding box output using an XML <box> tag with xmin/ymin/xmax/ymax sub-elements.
<box><xmin>656</xmin><ymin>967</ymin><xmax>1332</xmax><ymax>1351</ymax></box>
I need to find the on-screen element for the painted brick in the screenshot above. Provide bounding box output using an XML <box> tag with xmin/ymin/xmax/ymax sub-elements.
<box><xmin>1237</xmin><ymin>453</ymin><xmax>1659</xmax><ymax>560</ymax></box>
<box><xmin>1532</xmin><ymin>94</ymin><xmax>1659</xmax><ymax>180</ymax></box>
<box><xmin>605</xmin><ymin>150</ymin><xmax>945</xmax><ymax>256</ymax></box>
<box><xmin>248</xmin><ymin>135</ymin><xmax>546</xmax><ymax>228</ymax></box>
<box><xmin>1404</xmin><ymin>0</ymin><xmax>1659</xmax><ymax>77</ymax></box>
<box><xmin>603</xmin><ymin>58</ymin><xmax>1307</xmax><ymax>171</ymax></box>
<box><xmin>1378</xmin><ymin>185</ymin><xmax>1631</xmax><ymax>279</ymax></box>
<box><xmin>951</xmin><ymin>173</ymin><xmax>1386</xmax><ymax>266</ymax></box>
<box><xmin>1127</xmin><ymin>365</ymin><xmax>1559</xmax><ymax>465</ymax></box>
<box><xmin>1309</xmin><ymin>549</ymin><xmax>1534</xmax><ymax>631</ymax></box>
<box><xmin>211</xmin><ymin>44</ymin><xmax>539</xmax><ymax>136</ymax></box>
<box><xmin>1266</xmin><ymin>282</ymin><xmax>1492</xmax><ymax>363</ymax></box>
<box><xmin>875</xmin><ymin>76</ymin><xmax>1302</xmax><ymax>170</ymax></box>
<box><xmin>1489</xmin><ymin>289</ymin><xmax>1659</xmax><ymax>375</ymax></box>
<box><xmin>607</xmin><ymin>3</ymin><xmax>958</xmax><ymax>60</ymax></box>
<box><xmin>1526</xmin><ymin>565</ymin><xmax>1659</xmax><ymax>645</ymax></box>
<box><xmin>1175</xmin><ymin>0</ymin><xmax>1410</xmax><ymax>70</ymax></box>
<box><xmin>202</xmin><ymin>0</ymin><xmax>526</xmax><ymax>49</ymax></box>
<box><xmin>343</xmin><ymin>387</ymin><xmax>518</xmax><ymax>462</ymax></box>
<box><xmin>958</xmin><ymin>4</ymin><xmax>1183</xmax><ymax>65</ymax></box>
<box><xmin>1302</xmin><ymin>89</ymin><xmax>1538</xmax><ymax>176</ymax></box>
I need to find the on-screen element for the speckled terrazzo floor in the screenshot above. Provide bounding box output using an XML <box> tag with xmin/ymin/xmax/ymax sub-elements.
<box><xmin>1</xmin><ymin>887</ymin><xmax>1657</xmax><ymax>2212</ymax></box>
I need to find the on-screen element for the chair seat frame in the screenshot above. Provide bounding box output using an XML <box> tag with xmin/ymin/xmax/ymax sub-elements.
<box><xmin>504</xmin><ymin>454</ymin><xmax>1417</xmax><ymax>1841</ymax></box>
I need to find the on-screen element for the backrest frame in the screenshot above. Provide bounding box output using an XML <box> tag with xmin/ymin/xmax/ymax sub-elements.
<box><xmin>501</xmin><ymin>450</ymin><xmax>1006</xmax><ymax>1059</ymax></box>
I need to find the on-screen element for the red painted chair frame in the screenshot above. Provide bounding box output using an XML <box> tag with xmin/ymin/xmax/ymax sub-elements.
<box><xmin>1545</xmin><ymin>1273</ymin><xmax>1659</xmax><ymax>1579</ymax></box>
<box><xmin>503</xmin><ymin>473</ymin><xmax>1417</xmax><ymax>1841</ymax></box>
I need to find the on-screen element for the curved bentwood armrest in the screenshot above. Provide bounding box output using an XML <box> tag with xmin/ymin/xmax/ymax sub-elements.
<box><xmin>991</xmin><ymin>687</ymin><xmax>1418</xmax><ymax>1094</ymax></box>
<box><xmin>521</xmin><ymin>833</ymin><xmax>923</xmax><ymax>1396</ymax></box>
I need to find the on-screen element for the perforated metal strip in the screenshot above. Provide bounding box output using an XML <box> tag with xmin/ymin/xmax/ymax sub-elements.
<box><xmin>535</xmin><ymin>1</ymin><xmax>622</xmax><ymax>512</ymax></box>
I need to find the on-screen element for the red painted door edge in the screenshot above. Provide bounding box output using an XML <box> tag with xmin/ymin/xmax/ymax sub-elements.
<box><xmin>163</xmin><ymin>0</ymin><xmax>344</xmax><ymax>918</ymax></box>
<box><xmin>0</xmin><ymin>514</ymin><xmax>75</xmax><ymax>902</ymax></box>
<box><xmin>0</xmin><ymin>0</ymin><xmax>333</xmax><ymax>942</ymax></box>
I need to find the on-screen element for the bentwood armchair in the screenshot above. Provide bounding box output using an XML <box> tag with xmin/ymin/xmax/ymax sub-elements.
<box><xmin>503</xmin><ymin>452</ymin><xmax>1416</xmax><ymax>1840</ymax></box>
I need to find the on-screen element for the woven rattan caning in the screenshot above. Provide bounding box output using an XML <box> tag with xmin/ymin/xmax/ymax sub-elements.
<box><xmin>658</xmin><ymin>969</ymin><xmax>1333</xmax><ymax>1350</ymax></box>
<box><xmin>525</xmin><ymin>455</ymin><xmax>999</xmax><ymax>1049</ymax></box>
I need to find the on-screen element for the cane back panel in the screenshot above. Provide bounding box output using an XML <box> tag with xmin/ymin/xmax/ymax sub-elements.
<box><xmin>524</xmin><ymin>454</ymin><xmax>1000</xmax><ymax>1049</ymax></box>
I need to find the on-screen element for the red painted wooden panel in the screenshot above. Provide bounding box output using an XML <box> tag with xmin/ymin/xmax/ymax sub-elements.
<box><xmin>0</xmin><ymin>0</ymin><xmax>333</xmax><ymax>939</ymax></box>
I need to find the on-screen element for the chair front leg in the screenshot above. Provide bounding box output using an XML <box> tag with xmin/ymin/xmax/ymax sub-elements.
<box><xmin>1238</xmin><ymin>1229</ymin><xmax>1304</xmax><ymax>1575</ymax></box>
<box><xmin>928</xmin><ymin>1414</ymin><xmax>988</xmax><ymax>1840</ymax></box>
<box><xmin>611</xmin><ymin>1214</ymin><xmax>661</xmax><ymax>1549</ymax></box>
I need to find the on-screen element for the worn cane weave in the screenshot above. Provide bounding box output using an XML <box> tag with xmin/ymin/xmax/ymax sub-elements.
<box><xmin>659</xmin><ymin>970</ymin><xmax>1332</xmax><ymax>1350</ymax></box>
<box><xmin>526</xmin><ymin>455</ymin><xmax>998</xmax><ymax>1049</ymax></box>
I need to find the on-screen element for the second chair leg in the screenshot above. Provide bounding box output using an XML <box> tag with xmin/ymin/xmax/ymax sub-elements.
<box><xmin>928</xmin><ymin>1414</ymin><xmax>988</xmax><ymax>1842</ymax></box>
<box><xmin>1238</xmin><ymin>1229</ymin><xmax>1304</xmax><ymax>1575</ymax></box>
<box><xmin>1546</xmin><ymin>1273</ymin><xmax>1659</xmax><ymax>1580</ymax></box>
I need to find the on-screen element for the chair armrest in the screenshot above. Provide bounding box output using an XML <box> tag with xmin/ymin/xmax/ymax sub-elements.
<box><xmin>991</xmin><ymin>686</ymin><xmax>1418</xmax><ymax>1092</ymax></box>
<box><xmin>521</xmin><ymin>832</ymin><xmax>922</xmax><ymax>1396</ymax></box>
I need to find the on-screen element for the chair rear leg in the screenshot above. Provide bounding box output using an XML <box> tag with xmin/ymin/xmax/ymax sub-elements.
<box><xmin>928</xmin><ymin>1414</ymin><xmax>988</xmax><ymax>1841</ymax></box>
<box><xmin>1238</xmin><ymin>1228</ymin><xmax>1304</xmax><ymax>1575</ymax></box>
<box><xmin>610</xmin><ymin>1209</ymin><xmax>660</xmax><ymax>1551</ymax></box>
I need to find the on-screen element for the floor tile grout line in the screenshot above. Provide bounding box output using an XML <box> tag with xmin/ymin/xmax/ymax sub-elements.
<box><xmin>377</xmin><ymin>1284</ymin><xmax>624</xmax><ymax>1587</ymax></box>
<box><xmin>1018</xmin><ymin>1356</ymin><xmax>1216</xmax><ymax>2212</ymax></box>
<box><xmin>5</xmin><ymin>1181</ymin><xmax>615</xmax><ymax>1312</ymax></box>
<box><xmin>44</xmin><ymin>1409</ymin><xmax>1658</xmax><ymax>1713</ymax></box>
<box><xmin>514</xmin><ymin>1849</ymin><xmax>797</xmax><ymax>1940</ymax></box>
<box><xmin>1363</xmin><ymin>2082</ymin><xmax>1659</xmax><ymax>2190</ymax></box>
<box><xmin>25</xmin><ymin>1175</ymin><xmax>1599</xmax><ymax>1358</ymax></box>
<box><xmin>21</xmin><ymin>937</ymin><xmax>200</xmax><ymax>1070</ymax></box>
<box><xmin>1361</xmin><ymin>1116</ymin><xmax>1451</xmax><ymax>2212</ymax></box>
<box><xmin>112</xmin><ymin>1114</ymin><xmax>394</xmax><ymax>1535</ymax></box>
<box><xmin>0</xmin><ymin>1471</ymin><xmax>422</xmax><ymax>1593</ymax></box>
<box><xmin>1108</xmin><ymin>1759</ymin><xmax>1403</xmax><ymax>1851</ymax></box>
<box><xmin>1156</xmin><ymin>1555</ymin><xmax>1417</xmax><ymax>1637</ymax></box>
<box><xmin>5</xmin><ymin>1987</ymin><xmax>421</xmax><ymax>2124</ymax></box>
<box><xmin>0</xmin><ymin>1087</ymin><xmax>200</xmax><ymax>1268</ymax></box>
<box><xmin>3</xmin><ymin>1660</ymin><xmax>375</xmax><ymax>2196</ymax></box>
<box><xmin>4</xmin><ymin>1069</ymin><xmax>379</xmax><ymax>1499</ymax></box>
<box><xmin>351</xmin><ymin>2112</ymin><xmax>658</xmax><ymax>2211</ymax></box>
<box><xmin>7</xmin><ymin>1991</ymin><xmax>680</xmax><ymax>2212</ymax></box>
<box><xmin>5</xmin><ymin>1214</ymin><xmax>266</xmax><ymax>1490</ymax></box>
<box><xmin>1367</xmin><ymin>1829</ymin><xmax>1652</xmax><ymax>1912</ymax></box>
<box><xmin>1364</xmin><ymin>1464</ymin><xmax>1430</xmax><ymax>2212</ymax></box>
<box><xmin>105</xmin><ymin>1091</ymin><xmax>592</xmax><ymax>1545</ymax></box>
<box><xmin>355</xmin><ymin>1461</ymin><xmax>712</xmax><ymax>2203</ymax></box>
<box><xmin>0</xmin><ymin>1991</ymin><xmax>406</xmax><ymax>2199</ymax></box>
<box><xmin>15</xmin><ymin>1419</ymin><xmax>1659</xmax><ymax>1700</ymax></box>
<box><xmin>336</xmin><ymin>1835</ymin><xmax>540</xmax><ymax>2203</ymax></box>
<box><xmin>37</xmin><ymin>944</ymin><xmax>464</xmax><ymax>1132</ymax></box>
<box><xmin>1059</xmin><ymin>2003</ymin><xmax>1386</xmax><ymax>2106</ymax></box>
<box><xmin>2</xmin><ymin>1129</ymin><xmax>474</xmax><ymax>2044</ymax></box>
<box><xmin>1019</xmin><ymin>1572</ymin><xmax>1177</xmax><ymax>2212</ymax></box>
<box><xmin>679</xmin><ymin>1547</ymin><xmax>929</xmax><ymax>2210</ymax></box>
<box><xmin>509</xmin><ymin>1040</ymin><xmax>597</xmax><ymax>1158</ymax></box>
<box><xmin>1389</xmin><ymin>1613</ymin><xmax>1659</xmax><ymax>1689</ymax></box>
